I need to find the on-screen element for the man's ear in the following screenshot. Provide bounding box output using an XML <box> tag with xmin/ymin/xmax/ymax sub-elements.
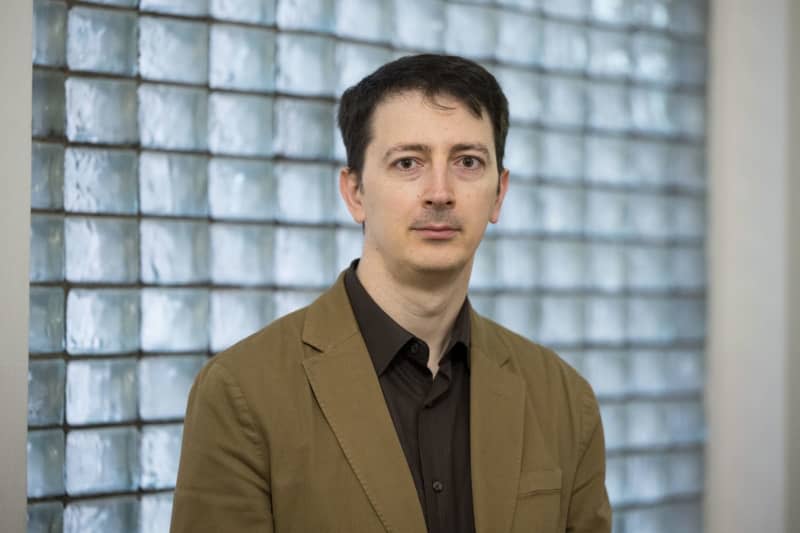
<box><xmin>489</xmin><ymin>168</ymin><xmax>510</xmax><ymax>224</ymax></box>
<box><xmin>339</xmin><ymin>167</ymin><xmax>365</xmax><ymax>224</ymax></box>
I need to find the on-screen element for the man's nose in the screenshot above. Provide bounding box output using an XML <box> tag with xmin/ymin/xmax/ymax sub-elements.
<box><xmin>423</xmin><ymin>164</ymin><xmax>455</xmax><ymax>208</ymax></box>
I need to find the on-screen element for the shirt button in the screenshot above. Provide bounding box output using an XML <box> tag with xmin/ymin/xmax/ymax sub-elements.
<box><xmin>432</xmin><ymin>480</ymin><xmax>444</xmax><ymax>493</ymax></box>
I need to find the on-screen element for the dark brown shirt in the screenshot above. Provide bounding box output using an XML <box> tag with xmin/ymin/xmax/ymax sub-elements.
<box><xmin>344</xmin><ymin>261</ymin><xmax>475</xmax><ymax>533</ymax></box>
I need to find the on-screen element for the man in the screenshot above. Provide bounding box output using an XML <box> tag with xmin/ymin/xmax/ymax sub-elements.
<box><xmin>171</xmin><ymin>54</ymin><xmax>611</xmax><ymax>533</ymax></box>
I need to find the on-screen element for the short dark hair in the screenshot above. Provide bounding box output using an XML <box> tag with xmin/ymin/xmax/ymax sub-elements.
<box><xmin>337</xmin><ymin>54</ymin><xmax>510</xmax><ymax>184</ymax></box>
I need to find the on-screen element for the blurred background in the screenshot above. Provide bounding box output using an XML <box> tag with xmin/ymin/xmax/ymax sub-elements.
<box><xmin>1</xmin><ymin>0</ymin><xmax>798</xmax><ymax>532</ymax></box>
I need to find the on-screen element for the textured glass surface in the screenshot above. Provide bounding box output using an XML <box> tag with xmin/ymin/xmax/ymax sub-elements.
<box><xmin>208</xmin><ymin>93</ymin><xmax>272</xmax><ymax>156</ymax></box>
<box><xmin>210</xmin><ymin>25</ymin><xmax>274</xmax><ymax>91</ymax></box>
<box><xmin>542</xmin><ymin>0</ymin><xmax>588</xmax><ymax>18</ymax></box>
<box><xmin>140</xmin><ymin>220</ymin><xmax>210</xmax><ymax>284</ymax></box>
<box><xmin>139</xmin><ymin>85</ymin><xmax>209</xmax><ymax>151</ymax></box>
<box><xmin>32</xmin><ymin>70</ymin><xmax>65</xmax><ymax>137</ymax></box>
<box><xmin>208</xmin><ymin>159</ymin><xmax>275</xmax><ymax>221</ymax></box>
<box><xmin>391</xmin><ymin>0</ymin><xmax>444</xmax><ymax>51</ymax></box>
<box><xmin>66</xmin><ymin>289</ymin><xmax>139</xmax><ymax>354</ymax></box>
<box><xmin>541</xmin><ymin>131</ymin><xmax>584</xmax><ymax>180</ymax></box>
<box><xmin>63</xmin><ymin>148</ymin><xmax>137</xmax><ymax>214</ymax></box>
<box><xmin>29</xmin><ymin>287</ymin><xmax>65</xmax><ymax>353</ymax></box>
<box><xmin>541</xmin><ymin>76</ymin><xmax>585</xmax><ymax>127</ymax></box>
<box><xmin>140</xmin><ymin>493</ymin><xmax>173</xmax><ymax>533</ymax></box>
<box><xmin>33</xmin><ymin>0</ymin><xmax>66</xmax><ymax>67</ymax></box>
<box><xmin>65</xmin><ymin>217</ymin><xmax>139</xmax><ymax>283</ymax></box>
<box><xmin>496</xmin><ymin>10</ymin><xmax>540</xmax><ymax>66</ymax></box>
<box><xmin>67</xmin><ymin>7</ymin><xmax>137</xmax><ymax>75</ymax></box>
<box><xmin>139</xmin><ymin>355</ymin><xmax>206</xmax><ymax>419</ymax></box>
<box><xmin>140</xmin><ymin>424</ymin><xmax>183</xmax><ymax>489</ymax></box>
<box><xmin>140</xmin><ymin>289</ymin><xmax>209</xmax><ymax>352</ymax></box>
<box><xmin>66</xmin><ymin>77</ymin><xmax>137</xmax><ymax>144</ymax></box>
<box><xmin>336</xmin><ymin>0</ymin><xmax>391</xmax><ymax>41</ymax></box>
<box><xmin>503</xmin><ymin>126</ymin><xmax>540</xmax><ymax>178</ymax></box>
<box><xmin>211</xmin><ymin>0</ymin><xmax>275</xmax><ymax>23</ymax></box>
<box><xmin>273</xmin><ymin>98</ymin><xmax>335</xmax><ymax>158</ymax></box>
<box><xmin>30</xmin><ymin>214</ymin><xmax>64</xmax><ymax>282</ymax></box>
<box><xmin>494</xmin><ymin>67</ymin><xmax>541</xmax><ymax>123</ymax></box>
<box><xmin>275</xmin><ymin>162</ymin><xmax>335</xmax><ymax>223</ymax></box>
<box><xmin>63</xmin><ymin>497</ymin><xmax>139</xmax><ymax>533</ymax></box>
<box><xmin>28</xmin><ymin>359</ymin><xmax>66</xmax><ymax>426</ymax></box>
<box><xmin>139</xmin><ymin>152</ymin><xmax>209</xmax><ymax>217</ymax></box>
<box><xmin>28</xmin><ymin>501</ymin><xmax>64</xmax><ymax>533</ymax></box>
<box><xmin>66</xmin><ymin>359</ymin><xmax>137</xmax><ymax>425</ymax></box>
<box><xmin>542</xmin><ymin>20</ymin><xmax>588</xmax><ymax>71</ymax></box>
<box><xmin>275</xmin><ymin>0</ymin><xmax>334</xmax><ymax>31</ymax></box>
<box><xmin>140</xmin><ymin>0</ymin><xmax>208</xmax><ymax>16</ymax></box>
<box><xmin>496</xmin><ymin>181</ymin><xmax>539</xmax><ymax>232</ymax></box>
<box><xmin>276</xmin><ymin>34</ymin><xmax>336</xmax><ymax>97</ymax></box>
<box><xmin>210</xmin><ymin>223</ymin><xmax>274</xmax><ymax>285</ymax></box>
<box><xmin>211</xmin><ymin>290</ymin><xmax>273</xmax><ymax>351</ymax></box>
<box><xmin>31</xmin><ymin>142</ymin><xmax>64</xmax><ymax>209</ymax></box>
<box><xmin>589</xmin><ymin>28</ymin><xmax>631</xmax><ymax>77</ymax></box>
<box><xmin>66</xmin><ymin>427</ymin><xmax>139</xmax><ymax>495</ymax></box>
<box><xmin>139</xmin><ymin>17</ymin><xmax>209</xmax><ymax>84</ymax></box>
<box><xmin>336</xmin><ymin>42</ymin><xmax>392</xmax><ymax>95</ymax></box>
<box><xmin>27</xmin><ymin>429</ymin><xmax>65</xmax><ymax>497</ymax></box>
<box><xmin>274</xmin><ymin>227</ymin><xmax>336</xmax><ymax>286</ymax></box>
<box><xmin>444</xmin><ymin>4</ymin><xmax>496</xmax><ymax>59</ymax></box>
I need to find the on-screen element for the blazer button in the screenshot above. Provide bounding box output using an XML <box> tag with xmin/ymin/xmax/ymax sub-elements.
<box><xmin>432</xmin><ymin>480</ymin><xmax>444</xmax><ymax>493</ymax></box>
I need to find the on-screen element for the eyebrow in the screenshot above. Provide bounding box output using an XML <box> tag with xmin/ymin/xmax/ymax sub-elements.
<box><xmin>381</xmin><ymin>143</ymin><xmax>492</xmax><ymax>162</ymax></box>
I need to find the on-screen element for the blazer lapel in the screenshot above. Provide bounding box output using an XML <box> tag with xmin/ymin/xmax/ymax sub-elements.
<box><xmin>301</xmin><ymin>275</ymin><xmax>427</xmax><ymax>533</ymax></box>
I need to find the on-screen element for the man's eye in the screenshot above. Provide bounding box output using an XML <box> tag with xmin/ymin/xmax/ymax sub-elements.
<box><xmin>459</xmin><ymin>156</ymin><xmax>482</xmax><ymax>169</ymax></box>
<box><xmin>395</xmin><ymin>158</ymin><xmax>417</xmax><ymax>170</ymax></box>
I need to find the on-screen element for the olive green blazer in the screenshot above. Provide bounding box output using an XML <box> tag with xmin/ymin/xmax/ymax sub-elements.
<box><xmin>170</xmin><ymin>273</ymin><xmax>611</xmax><ymax>533</ymax></box>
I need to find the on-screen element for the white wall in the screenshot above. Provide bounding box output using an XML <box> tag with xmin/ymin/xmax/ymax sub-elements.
<box><xmin>707</xmin><ymin>1</ymin><xmax>799</xmax><ymax>532</ymax></box>
<box><xmin>0</xmin><ymin>0</ymin><xmax>32</xmax><ymax>532</ymax></box>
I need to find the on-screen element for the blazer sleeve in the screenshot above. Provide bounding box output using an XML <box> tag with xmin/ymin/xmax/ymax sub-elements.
<box><xmin>566</xmin><ymin>385</ymin><xmax>612</xmax><ymax>533</ymax></box>
<box><xmin>170</xmin><ymin>360</ymin><xmax>273</xmax><ymax>533</ymax></box>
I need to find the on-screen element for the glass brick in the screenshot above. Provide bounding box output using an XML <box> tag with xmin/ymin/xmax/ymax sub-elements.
<box><xmin>139</xmin><ymin>17</ymin><xmax>208</xmax><ymax>84</ymax></box>
<box><xmin>31</xmin><ymin>142</ymin><xmax>64</xmax><ymax>209</ymax></box>
<box><xmin>590</xmin><ymin>0</ymin><xmax>629</xmax><ymax>25</ymax></box>
<box><xmin>540</xmin><ymin>185</ymin><xmax>584</xmax><ymax>234</ymax></box>
<box><xmin>273</xmin><ymin>98</ymin><xmax>335</xmax><ymax>158</ymax></box>
<box><xmin>493</xmin><ymin>294</ymin><xmax>538</xmax><ymax>341</ymax></box>
<box><xmin>585</xmin><ymin>190</ymin><xmax>626</xmax><ymax>237</ymax></box>
<box><xmin>140</xmin><ymin>424</ymin><xmax>182</xmax><ymax>489</ymax></box>
<box><xmin>139</xmin><ymin>355</ymin><xmax>206</xmax><ymax>419</ymax></box>
<box><xmin>625</xmin><ymin>455</ymin><xmax>668</xmax><ymax>501</ymax></box>
<box><xmin>632</xmin><ymin>32</ymin><xmax>676</xmax><ymax>83</ymax></box>
<box><xmin>588</xmin><ymin>82</ymin><xmax>630</xmax><ymax>131</ymax></box>
<box><xmin>32</xmin><ymin>70</ymin><xmax>65</xmax><ymax>137</ymax></box>
<box><xmin>66</xmin><ymin>289</ymin><xmax>139</xmax><ymax>354</ymax></box>
<box><xmin>272</xmin><ymin>290</ymin><xmax>323</xmax><ymax>319</ymax></box>
<box><xmin>336</xmin><ymin>42</ymin><xmax>392</xmax><ymax>95</ymax></box>
<box><xmin>208</xmin><ymin>93</ymin><xmax>273</xmax><ymax>156</ymax></box>
<box><xmin>586</xmin><ymin>135</ymin><xmax>628</xmax><ymax>184</ymax></box>
<box><xmin>496</xmin><ymin>237</ymin><xmax>538</xmax><ymax>289</ymax></box>
<box><xmin>495</xmin><ymin>181</ymin><xmax>539</xmax><ymax>233</ymax></box>
<box><xmin>585</xmin><ymin>297</ymin><xmax>625</xmax><ymax>343</ymax></box>
<box><xmin>66</xmin><ymin>359</ymin><xmax>137</xmax><ymax>425</ymax></box>
<box><xmin>627</xmin><ymin>139</ymin><xmax>669</xmax><ymax>186</ymax></box>
<box><xmin>469</xmin><ymin>238</ymin><xmax>496</xmax><ymax>291</ymax></box>
<box><xmin>444</xmin><ymin>4</ymin><xmax>496</xmax><ymax>59</ymax></box>
<box><xmin>336</xmin><ymin>227</ymin><xmax>363</xmax><ymax>271</ymax></box>
<box><xmin>495</xmin><ymin>10</ymin><xmax>541</xmax><ymax>66</ymax></box>
<box><xmin>677</xmin><ymin>41</ymin><xmax>707</xmax><ymax>85</ymax></box>
<box><xmin>599</xmin><ymin>403</ymin><xmax>626</xmax><ymax>450</ymax></box>
<box><xmin>30</xmin><ymin>214</ymin><xmax>64</xmax><ymax>282</ymax></box>
<box><xmin>27</xmin><ymin>429</ymin><xmax>65</xmax><ymax>497</ymax></box>
<box><xmin>673</xmin><ymin>297</ymin><xmax>706</xmax><ymax>341</ymax></box>
<box><xmin>140</xmin><ymin>493</ymin><xmax>174</xmax><ymax>533</ymax></box>
<box><xmin>667</xmin><ymin>450</ymin><xmax>703</xmax><ymax>495</ymax></box>
<box><xmin>671</xmin><ymin>246</ymin><xmax>705</xmax><ymax>290</ymax></box>
<box><xmin>541</xmin><ymin>0</ymin><xmax>587</xmax><ymax>18</ymax></box>
<box><xmin>210</xmin><ymin>25</ymin><xmax>274</xmax><ymax>91</ymax></box>
<box><xmin>139</xmin><ymin>152</ymin><xmax>209</xmax><ymax>217</ymax></box>
<box><xmin>540</xmin><ymin>241</ymin><xmax>583</xmax><ymax>289</ymax></box>
<box><xmin>503</xmin><ymin>126</ymin><xmax>539</xmax><ymax>178</ymax></box>
<box><xmin>605</xmin><ymin>456</ymin><xmax>625</xmax><ymax>505</ymax></box>
<box><xmin>540</xmin><ymin>131</ymin><xmax>584</xmax><ymax>180</ymax></box>
<box><xmin>64</xmin><ymin>497</ymin><xmax>139</xmax><ymax>533</ymax></box>
<box><xmin>83</xmin><ymin>0</ymin><xmax>138</xmax><ymax>5</ymax></box>
<box><xmin>28</xmin><ymin>501</ymin><xmax>63</xmax><ymax>533</ymax></box>
<box><xmin>630</xmin><ymin>87</ymin><xmax>674</xmax><ymax>134</ymax></box>
<box><xmin>496</xmin><ymin>0</ymin><xmax>537</xmax><ymax>7</ymax></box>
<box><xmin>391</xmin><ymin>0</ymin><xmax>444</xmax><ymax>51</ymax></box>
<box><xmin>276</xmin><ymin>0</ymin><xmax>334</xmax><ymax>31</ymax></box>
<box><xmin>140</xmin><ymin>289</ymin><xmax>209</xmax><ymax>352</ymax></box>
<box><xmin>208</xmin><ymin>158</ymin><xmax>275</xmax><ymax>221</ymax></box>
<box><xmin>670</xmin><ymin>0</ymin><xmax>706</xmax><ymax>36</ymax></box>
<box><xmin>670</xmin><ymin>144</ymin><xmax>705</xmax><ymax>190</ymax></box>
<box><xmin>672</xmin><ymin>92</ymin><xmax>706</xmax><ymax>137</ymax></box>
<box><xmin>28</xmin><ymin>358</ymin><xmax>66</xmax><ymax>426</ymax></box>
<box><xmin>276</xmin><ymin>34</ymin><xmax>336</xmax><ymax>97</ymax></box>
<box><xmin>582</xmin><ymin>350</ymin><xmax>626</xmax><ymax>396</ymax></box>
<box><xmin>626</xmin><ymin>297</ymin><xmax>674</xmax><ymax>342</ymax></box>
<box><xmin>664</xmin><ymin>400</ymin><xmax>704</xmax><ymax>444</ymax></box>
<box><xmin>64</xmin><ymin>147</ymin><xmax>138</xmax><ymax>214</ymax></box>
<box><xmin>336</xmin><ymin>0</ymin><xmax>391</xmax><ymax>41</ymax></box>
<box><xmin>468</xmin><ymin>293</ymin><xmax>494</xmax><ymax>319</ymax></box>
<box><xmin>493</xmin><ymin>67</ymin><xmax>541</xmax><ymax>123</ymax></box>
<box><xmin>33</xmin><ymin>0</ymin><xmax>67</xmax><ymax>66</ymax></box>
<box><xmin>633</xmin><ymin>0</ymin><xmax>672</xmax><ymax>29</ymax></box>
<box><xmin>67</xmin><ymin>7</ymin><xmax>137</xmax><ymax>75</ymax></box>
<box><xmin>210</xmin><ymin>224</ymin><xmax>274</xmax><ymax>285</ymax></box>
<box><xmin>140</xmin><ymin>0</ymin><xmax>209</xmax><ymax>16</ymax></box>
<box><xmin>539</xmin><ymin>296</ymin><xmax>584</xmax><ymax>345</ymax></box>
<box><xmin>668</xmin><ymin>350</ymin><xmax>705</xmax><ymax>393</ymax></box>
<box><xmin>275</xmin><ymin>162</ymin><xmax>335</xmax><ymax>223</ymax></box>
<box><xmin>29</xmin><ymin>286</ymin><xmax>65</xmax><ymax>353</ymax></box>
<box><xmin>64</xmin><ymin>217</ymin><xmax>139</xmax><ymax>283</ymax></box>
<box><xmin>629</xmin><ymin>350</ymin><xmax>669</xmax><ymax>393</ymax></box>
<box><xmin>540</xmin><ymin>75</ymin><xmax>585</xmax><ymax>127</ymax></box>
<box><xmin>542</xmin><ymin>20</ymin><xmax>588</xmax><ymax>71</ymax></box>
<box><xmin>210</xmin><ymin>290</ymin><xmax>272</xmax><ymax>351</ymax></box>
<box><xmin>588</xmin><ymin>28</ymin><xmax>630</xmax><ymax>77</ymax></box>
<box><xmin>66</xmin><ymin>77</ymin><xmax>137</xmax><ymax>144</ymax></box>
<box><xmin>139</xmin><ymin>84</ymin><xmax>209</xmax><ymax>151</ymax></box>
<box><xmin>627</xmin><ymin>245</ymin><xmax>671</xmax><ymax>290</ymax></box>
<box><xmin>626</xmin><ymin>401</ymin><xmax>666</xmax><ymax>447</ymax></box>
<box><xmin>211</xmin><ymin>0</ymin><xmax>275</xmax><ymax>24</ymax></box>
<box><xmin>274</xmin><ymin>227</ymin><xmax>336</xmax><ymax>286</ymax></box>
<box><xmin>585</xmin><ymin>243</ymin><xmax>625</xmax><ymax>291</ymax></box>
<box><xmin>627</xmin><ymin>193</ymin><xmax>670</xmax><ymax>238</ymax></box>
<box><xmin>140</xmin><ymin>220</ymin><xmax>210</xmax><ymax>284</ymax></box>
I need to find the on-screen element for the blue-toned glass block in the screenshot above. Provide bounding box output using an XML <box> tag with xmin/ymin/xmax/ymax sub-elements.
<box><xmin>66</xmin><ymin>427</ymin><xmax>139</xmax><ymax>495</ymax></box>
<box><xmin>140</xmin><ymin>152</ymin><xmax>209</xmax><ymax>217</ymax></box>
<box><xmin>31</xmin><ymin>142</ymin><xmax>64</xmax><ymax>209</ymax></box>
<box><xmin>336</xmin><ymin>227</ymin><xmax>363</xmax><ymax>271</ymax></box>
<box><xmin>673</xmin><ymin>297</ymin><xmax>706</xmax><ymax>341</ymax></box>
<box><xmin>336</xmin><ymin>0</ymin><xmax>391</xmax><ymax>41</ymax></box>
<box><xmin>140</xmin><ymin>289</ymin><xmax>209</xmax><ymax>352</ymax></box>
<box><xmin>622</xmin><ymin>502</ymin><xmax>701</xmax><ymax>533</ymax></box>
<box><xmin>208</xmin><ymin>159</ymin><xmax>275</xmax><ymax>221</ymax></box>
<box><xmin>496</xmin><ymin>0</ymin><xmax>537</xmax><ymax>7</ymax></box>
<box><xmin>605</xmin><ymin>456</ymin><xmax>625</xmax><ymax>505</ymax></box>
<box><xmin>28</xmin><ymin>358</ymin><xmax>65</xmax><ymax>426</ymax></box>
<box><xmin>30</xmin><ymin>214</ymin><xmax>64</xmax><ymax>282</ymax></box>
<box><xmin>626</xmin><ymin>401</ymin><xmax>666</xmax><ymax>447</ymax></box>
<box><xmin>540</xmin><ymin>241</ymin><xmax>584</xmax><ymax>289</ymax></box>
<box><xmin>629</xmin><ymin>350</ymin><xmax>668</xmax><ymax>393</ymax></box>
<box><xmin>585</xmin><ymin>190</ymin><xmax>626</xmax><ymax>237</ymax></box>
<box><xmin>495</xmin><ymin>182</ymin><xmax>539</xmax><ymax>233</ymax></box>
<box><xmin>541</xmin><ymin>0</ymin><xmax>587</xmax><ymax>18</ymax></box>
<box><xmin>274</xmin><ymin>227</ymin><xmax>336</xmax><ymax>286</ymax></box>
<box><xmin>140</xmin><ymin>220</ymin><xmax>209</xmax><ymax>284</ymax></box>
<box><xmin>627</xmin><ymin>139</ymin><xmax>669</xmax><ymax>185</ymax></box>
<box><xmin>27</xmin><ymin>429</ymin><xmax>65</xmax><ymax>497</ymax></box>
<box><xmin>670</xmin><ymin>0</ymin><xmax>706</xmax><ymax>36</ymax></box>
<box><xmin>627</xmin><ymin>245</ymin><xmax>670</xmax><ymax>290</ymax></box>
<box><xmin>275</xmin><ymin>162</ymin><xmax>335</xmax><ymax>223</ymax></box>
<box><xmin>633</xmin><ymin>0</ymin><xmax>672</xmax><ymax>29</ymax></box>
<box><xmin>391</xmin><ymin>0</ymin><xmax>444</xmax><ymax>51</ymax></box>
<box><xmin>664</xmin><ymin>399</ymin><xmax>704</xmax><ymax>444</ymax></box>
<box><xmin>66</xmin><ymin>77</ymin><xmax>137</xmax><ymax>144</ymax></box>
<box><xmin>272</xmin><ymin>290</ymin><xmax>323</xmax><ymax>319</ymax></box>
<box><xmin>33</xmin><ymin>0</ymin><xmax>66</xmax><ymax>66</ymax></box>
<box><xmin>139</xmin><ymin>85</ymin><xmax>209</xmax><ymax>151</ymax></box>
<box><xmin>540</xmin><ymin>76</ymin><xmax>585</xmax><ymax>127</ymax></box>
<box><xmin>626</xmin><ymin>297</ymin><xmax>674</xmax><ymax>343</ymax></box>
<box><xmin>211</xmin><ymin>290</ymin><xmax>272</xmax><ymax>351</ymax></box>
<box><xmin>582</xmin><ymin>350</ymin><xmax>626</xmax><ymax>396</ymax></box>
<box><xmin>28</xmin><ymin>501</ymin><xmax>63</xmax><ymax>533</ymax></box>
<box><xmin>139</xmin><ymin>17</ymin><xmax>208</xmax><ymax>84</ymax></box>
<box><xmin>539</xmin><ymin>296</ymin><xmax>584</xmax><ymax>345</ymax></box>
<box><xmin>29</xmin><ymin>287</ymin><xmax>65</xmax><ymax>353</ymax></box>
<box><xmin>599</xmin><ymin>403</ymin><xmax>626</xmax><ymax>450</ymax></box>
<box><xmin>139</xmin><ymin>355</ymin><xmax>206</xmax><ymax>419</ymax></box>
<box><xmin>275</xmin><ymin>0</ymin><xmax>334</xmax><ymax>31</ymax></box>
<box><xmin>64</xmin><ymin>217</ymin><xmax>139</xmax><ymax>283</ymax></box>
<box><xmin>588</xmin><ymin>82</ymin><xmax>630</xmax><ymax>132</ymax></box>
<box><xmin>627</xmin><ymin>193</ymin><xmax>670</xmax><ymax>238</ymax></box>
<box><xmin>588</xmin><ymin>28</ymin><xmax>630</xmax><ymax>77</ymax></box>
<box><xmin>625</xmin><ymin>454</ymin><xmax>668</xmax><ymax>501</ymax></box>
<box><xmin>540</xmin><ymin>131</ymin><xmax>584</xmax><ymax>180</ymax></box>
<box><xmin>540</xmin><ymin>185</ymin><xmax>584</xmax><ymax>235</ymax></box>
<box><xmin>542</xmin><ymin>20</ymin><xmax>588</xmax><ymax>71</ymax></box>
<box><xmin>66</xmin><ymin>289</ymin><xmax>139</xmax><ymax>354</ymax></box>
<box><xmin>468</xmin><ymin>294</ymin><xmax>493</xmax><ymax>319</ymax></box>
<box><xmin>140</xmin><ymin>0</ymin><xmax>209</xmax><ymax>16</ymax></box>
<box><xmin>210</xmin><ymin>224</ymin><xmax>274</xmax><ymax>285</ymax></box>
<box><xmin>585</xmin><ymin>297</ymin><xmax>625</xmax><ymax>343</ymax></box>
<box><xmin>64</xmin><ymin>497</ymin><xmax>139</xmax><ymax>533</ymax></box>
<box><xmin>493</xmin><ymin>67</ymin><xmax>540</xmax><ymax>123</ymax></box>
<box><xmin>677</xmin><ymin>41</ymin><xmax>707</xmax><ymax>86</ymax></box>
<box><xmin>67</xmin><ymin>7</ymin><xmax>137</xmax><ymax>75</ymax></box>
<box><xmin>493</xmin><ymin>294</ymin><xmax>538</xmax><ymax>341</ymax></box>
<box><xmin>336</xmin><ymin>42</ymin><xmax>392</xmax><ymax>95</ymax></box>
<box><xmin>32</xmin><ymin>70</ymin><xmax>65</xmax><ymax>137</ymax></box>
<box><xmin>495</xmin><ymin>10</ymin><xmax>540</xmax><ymax>66</ymax></box>
<box><xmin>66</xmin><ymin>359</ymin><xmax>137</xmax><ymax>425</ymax></box>
<box><xmin>632</xmin><ymin>32</ymin><xmax>676</xmax><ymax>83</ymax></box>
<box><xmin>444</xmin><ymin>4</ymin><xmax>496</xmax><ymax>59</ymax></box>
<box><xmin>208</xmin><ymin>93</ymin><xmax>273</xmax><ymax>156</ymax></box>
<box><xmin>469</xmin><ymin>238</ymin><xmax>496</xmax><ymax>290</ymax></box>
<box><xmin>590</xmin><ymin>0</ymin><xmax>630</xmax><ymax>25</ymax></box>
<box><xmin>670</xmin><ymin>144</ymin><xmax>705</xmax><ymax>190</ymax></box>
<box><xmin>210</xmin><ymin>25</ymin><xmax>274</xmax><ymax>92</ymax></box>
<box><xmin>273</xmin><ymin>98</ymin><xmax>334</xmax><ymax>158</ymax></box>
<box><xmin>83</xmin><ymin>0</ymin><xmax>138</xmax><ymax>5</ymax></box>
<box><xmin>503</xmin><ymin>126</ymin><xmax>539</xmax><ymax>179</ymax></box>
<box><xmin>496</xmin><ymin>237</ymin><xmax>538</xmax><ymax>289</ymax></box>
<box><xmin>276</xmin><ymin>34</ymin><xmax>336</xmax><ymax>97</ymax></box>
<box><xmin>585</xmin><ymin>244</ymin><xmax>625</xmax><ymax>291</ymax></box>
<box><xmin>672</xmin><ymin>92</ymin><xmax>706</xmax><ymax>138</ymax></box>
<box><xmin>140</xmin><ymin>493</ymin><xmax>174</xmax><ymax>533</ymax></box>
<box><xmin>667</xmin><ymin>449</ymin><xmax>703</xmax><ymax>495</ymax></box>
<box><xmin>140</xmin><ymin>424</ymin><xmax>182</xmax><ymax>489</ymax></box>
<box><xmin>672</xmin><ymin>246</ymin><xmax>705</xmax><ymax>290</ymax></box>
<box><xmin>586</xmin><ymin>135</ymin><xmax>628</xmax><ymax>184</ymax></box>
<box><xmin>211</xmin><ymin>0</ymin><xmax>275</xmax><ymax>23</ymax></box>
<box><xmin>64</xmin><ymin>148</ymin><xmax>138</xmax><ymax>214</ymax></box>
<box><xmin>630</xmin><ymin>87</ymin><xmax>674</xmax><ymax>134</ymax></box>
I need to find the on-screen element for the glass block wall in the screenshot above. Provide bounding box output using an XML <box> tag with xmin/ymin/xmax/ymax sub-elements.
<box><xmin>28</xmin><ymin>0</ymin><xmax>708</xmax><ymax>531</ymax></box>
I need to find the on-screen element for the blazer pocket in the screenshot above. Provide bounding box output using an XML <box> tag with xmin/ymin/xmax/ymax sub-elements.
<box><xmin>518</xmin><ymin>468</ymin><xmax>562</xmax><ymax>497</ymax></box>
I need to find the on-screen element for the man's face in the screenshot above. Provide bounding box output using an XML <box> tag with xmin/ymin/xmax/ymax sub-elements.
<box><xmin>341</xmin><ymin>90</ymin><xmax>509</xmax><ymax>279</ymax></box>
